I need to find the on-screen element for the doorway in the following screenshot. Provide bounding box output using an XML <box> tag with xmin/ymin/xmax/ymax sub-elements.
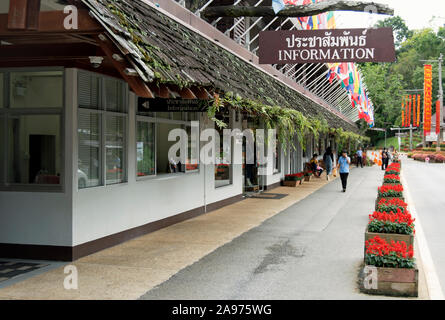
<box><xmin>29</xmin><ymin>134</ymin><xmax>56</xmax><ymax>183</ymax></box>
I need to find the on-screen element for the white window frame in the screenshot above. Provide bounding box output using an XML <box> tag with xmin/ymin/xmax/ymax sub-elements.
<box><xmin>135</xmin><ymin>111</ymin><xmax>200</xmax><ymax>181</ymax></box>
<box><xmin>77</xmin><ymin>70</ymin><xmax>128</xmax><ymax>189</ymax></box>
<box><xmin>0</xmin><ymin>67</ymin><xmax>65</xmax><ymax>192</ymax></box>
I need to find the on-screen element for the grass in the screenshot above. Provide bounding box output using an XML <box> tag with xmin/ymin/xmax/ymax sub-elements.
<box><xmin>375</xmin><ymin>136</ymin><xmax>399</xmax><ymax>149</ymax></box>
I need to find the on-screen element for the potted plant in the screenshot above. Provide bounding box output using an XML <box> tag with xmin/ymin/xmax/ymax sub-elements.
<box><xmin>383</xmin><ymin>174</ymin><xmax>401</xmax><ymax>185</ymax></box>
<box><xmin>361</xmin><ymin>236</ymin><xmax>418</xmax><ymax>297</ymax></box>
<box><xmin>365</xmin><ymin>209</ymin><xmax>415</xmax><ymax>248</ymax></box>
<box><xmin>304</xmin><ymin>171</ymin><xmax>313</xmax><ymax>182</ymax></box>
<box><xmin>283</xmin><ymin>172</ymin><xmax>304</xmax><ymax>187</ymax></box>
<box><xmin>376</xmin><ymin>198</ymin><xmax>408</xmax><ymax>213</ymax></box>
<box><xmin>376</xmin><ymin>185</ymin><xmax>404</xmax><ymax>209</ymax></box>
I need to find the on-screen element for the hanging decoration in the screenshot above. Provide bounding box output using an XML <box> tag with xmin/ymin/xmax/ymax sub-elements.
<box><xmin>401</xmin><ymin>98</ymin><xmax>405</xmax><ymax>127</ymax></box>
<box><xmin>436</xmin><ymin>100</ymin><xmax>441</xmax><ymax>135</ymax></box>
<box><xmin>423</xmin><ymin>65</ymin><xmax>433</xmax><ymax>135</ymax></box>
<box><xmin>412</xmin><ymin>95</ymin><xmax>416</xmax><ymax>127</ymax></box>
<box><xmin>417</xmin><ymin>94</ymin><xmax>421</xmax><ymax>127</ymax></box>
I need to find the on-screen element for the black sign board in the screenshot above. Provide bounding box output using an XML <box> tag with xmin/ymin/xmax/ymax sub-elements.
<box><xmin>259</xmin><ymin>28</ymin><xmax>396</xmax><ymax>64</ymax></box>
<box><xmin>138</xmin><ymin>98</ymin><xmax>209</xmax><ymax>114</ymax></box>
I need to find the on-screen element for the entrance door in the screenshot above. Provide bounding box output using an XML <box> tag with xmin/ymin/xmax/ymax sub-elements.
<box><xmin>29</xmin><ymin>134</ymin><xmax>56</xmax><ymax>183</ymax></box>
<box><xmin>242</xmin><ymin>117</ymin><xmax>261</xmax><ymax>193</ymax></box>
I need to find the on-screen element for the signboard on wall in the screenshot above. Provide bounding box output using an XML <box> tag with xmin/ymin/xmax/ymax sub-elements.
<box><xmin>259</xmin><ymin>28</ymin><xmax>396</xmax><ymax>64</ymax></box>
<box><xmin>138</xmin><ymin>98</ymin><xmax>209</xmax><ymax>114</ymax></box>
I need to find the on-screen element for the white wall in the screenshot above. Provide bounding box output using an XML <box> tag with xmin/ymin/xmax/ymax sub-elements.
<box><xmin>0</xmin><ymin>69</ymin><xmax>74</xmax><ymax>246</ymax></box>
<box><xmin>71</xmin><ymin>80</ymin><xmax>244</xmax><ymax>246</ymax></box>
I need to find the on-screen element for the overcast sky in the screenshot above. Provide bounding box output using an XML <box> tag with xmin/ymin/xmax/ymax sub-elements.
<box><xmin>335</xmin><ymin>0</ymin><xmax>445</xmax><ymax>31</ymax></box>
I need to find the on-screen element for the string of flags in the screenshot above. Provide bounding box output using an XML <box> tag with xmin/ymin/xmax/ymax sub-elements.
<box><xmin>273</xmin><ymin>0</ymin><xmax>375</xmax><ymax>127</ymax></box>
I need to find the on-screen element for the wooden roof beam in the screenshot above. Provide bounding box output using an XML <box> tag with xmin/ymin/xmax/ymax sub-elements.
<box><xmin>1</xmin><ymin>10</ymin><xmax>103</xmax><ymax>35</ymax></box>
<box><xmin>95</xmin><ymin>33</ymin><xmax>154</xmax><ymax>98</ymax></box>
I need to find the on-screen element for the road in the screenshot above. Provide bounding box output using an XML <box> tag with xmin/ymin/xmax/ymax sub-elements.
<box><xmin>139</xmin><ymin>165</ymin><xmax>408</xmax><ymax>300</ymax></box>
<box><xmin>402</xmin><ymin>158</ymin><xmax>445</xmax><ymax>296</ymax></box>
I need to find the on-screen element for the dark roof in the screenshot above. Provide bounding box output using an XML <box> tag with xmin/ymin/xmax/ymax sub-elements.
<box><xmin>82</xmin><ymin>0</ymin><xmax>358</xmax><ymax>132</ymax></box>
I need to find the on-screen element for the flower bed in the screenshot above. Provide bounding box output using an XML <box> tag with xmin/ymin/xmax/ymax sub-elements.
<box><xmin>368</xmin><ymin>210</ymin><xmax>415</xmax><ymax>236</ymax></box>
<box><xmin>284</xmin><ymin>173</ymin><xmax>304</xmax><ymax>181</ymax></box>
<box><xmin>304</xmin><ymin>171</ymin><xmax>313</xmax><ymax>181</ymax></box>
<box><xmin>376</xmin><ymin>198</ymin><xmax>408</xmax><ymax>213</ymax></box>
<box><xmin>383</xmin><ymin>174</ymin><xmax>401</xmax><ymax>184</ymax></box>
<box><xmin>365</xmin><ymin>210</ymin><xmax>415</xmax><ymax>250</ymax></box>
<box><xmin>284</xmin><ymin>172</ymin><xmax>304</xmax><ymax>187</ymax></box>
<box><xmin>378</xmin><ymin>185</ymin><xmax>404</xmax><ymax>199</ymax></box>
<box><xmin>365</xmin><ymin>236</ymin><xmax>415</xmax><ymax>269</ymax></box>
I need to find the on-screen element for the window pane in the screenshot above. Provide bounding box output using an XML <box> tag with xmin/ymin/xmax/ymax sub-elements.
<box><xmin>105</xmin><ymin>78</ymin><xmax>126</xmax><ymax>113</ymax></box>
<box><xmin>78</xmin><ymin>72</ymin><xmax>100</xmax><ymax>109</ymax></box>
<box><xmin>0</xmin><ymin>116</ymin><xmax>4</xmax><ymax>183</ymax></box>
<box><xmin>185</xmin><ymin>124</ymin><xmax>199</xmax><ymax>171</ymax></box>
<box><xmin>105</xmin><ymin>115</ymin><xmax>125</xmax><ymax>184</ymax></box>
<box><xmin>156</xmin><ymin>122</ymin><xmax>184</xmax><ymax>174</ymax></box>
<box><xmin>8</xmin><ymin>115</ymin><xmax>61</xmax><ymax>184</ymax></box>
<box><xmin>10</xmin><ymin>71</ymin><xmax>63</xmax><ymax>108</ymax></box>
<box><xmin>78</xmin><ymin>112</ymin><xmax>101</xmax><ymax>189</ymax></box>
<box><xmin>0</xmin><ymin>73</ymin><xmax>4</xmax><ymax>108</ymax></box>
<box><xmin>136</xmin><ymin>121</ymin><xmax>155</xmax><ymax>177</ymax></box>
<box><xmin>215</xmin><ymin>114</ymin><xmax>232</xmax><ymax>187</ymax></box>
<box><xmin>156</xmin><ymin>112</ymin><xmax>170</xmax><ymax>119</ymax></box>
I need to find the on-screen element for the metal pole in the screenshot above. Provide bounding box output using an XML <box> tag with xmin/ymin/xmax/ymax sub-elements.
<box><xmin>438</xmin><ymin>53</ymin><xmax>443</xmax><ymax>150</ymax></box>
<box><xmin>409</xmin><ymin>125</ymin><xmax>413</xmax><ymax>150</ymax></box>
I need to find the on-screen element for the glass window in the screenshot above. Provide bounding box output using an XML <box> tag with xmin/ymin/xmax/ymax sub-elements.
<box><xmin>0</xmin><ymin>116</ymin><xmax>4</xmax><ymax>183</ymax></box>
<box><xmin>136</xmin><ymin>121</ymin><xmax>155</xmax><ymax>177</ymax></box>
<box><xmin>9</xmin><ymin>71</ymin><xmax>63</xmax><ymax>108</ymax></box>
<box><xmin>273</xmin><ymin>142</ymin><xmax>280</xmax><ymax>174</ymax></box>
<box><xmin>77</xmin><ymin>71</ymin><xmax>128</xmax><ymax>189</ymax></box>
<box><xmin>8</xmin><ymin>115</ymin><xmax>61</xmax><ymax>184</ymax></box>
<box><xmin>78</xmin><ymin>72</ymin><xmax>100</xmax><ymax>110</ymax></box>
<box><xmin>156</xmin><ymin>122</ymin><xmax>184</xmax><ymax>174</ymax></box>
<box><xmin>215</xmin><ymin>112</ymin><xmax>233</xmax><ymax>187</ymax></box>
<box><xmin>78</xmin><ymin>112</ymin><xmax>101</xmax><ymax>189</ymax></box>
<box><xmin>0</xmin><ymin>73</ymin><xmax>4</xmax><ymax>108</ymax></box>
<box><xmin>105</xmin><ymin>78</ymin><xmax>126</xmax><ymax>113</ymax></box>
<box><xmin>156</xmin><ymin>112</ymin><xmax>171</xmax><ymax>119</ymax></box>
<box><xmin>105</xmin><ymin>115</ymin><xmax>125</xmax><ymax>184</ymax></box>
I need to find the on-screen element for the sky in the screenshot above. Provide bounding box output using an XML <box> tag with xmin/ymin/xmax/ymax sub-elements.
<box><xmin>334</xmin><ymin>0</ymin><xmax>445</xmax><ymax>31</ymax></box>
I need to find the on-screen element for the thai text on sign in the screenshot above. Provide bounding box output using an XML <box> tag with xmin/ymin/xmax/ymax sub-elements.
<box><xmin>259</xmin><ymin>28</ymin><xmax>396</xmax><ymax>64</ymax></box>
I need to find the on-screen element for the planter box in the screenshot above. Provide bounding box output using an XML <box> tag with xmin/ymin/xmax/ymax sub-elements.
<box><xmin>359</xmin><ymin>265</ymin><xmax>418</xmax><ymax>297</ymax></box>
<box><xmin>365</xmin><ymin>228</ymin><xmax>414</xmax><ymax>251</ymax></box>
<box><xmin>283</xmin><ymin>180</ymin><xmax>302</xmax><ymax>187</ymax></box>
<box><xmin>375</xmin><ymin>197</ymin><xmax>405</xmax><ymax>211</ymax></box>
<box><xmin>304</xmin><ymin>175</ymin><xmax>312</xmax><ymax>182</ymax></box>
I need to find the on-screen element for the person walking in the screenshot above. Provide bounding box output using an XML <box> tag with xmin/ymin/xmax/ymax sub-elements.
<box><xmin>337</xmin><ymin>150</ymin><xmax>351</xmax><ymax>193</ymax></box>
<box><xmin>381</xmin><ymin>148</ymin><xmax>388</xmax><ymax>170</ymax></box>
<box><xmin>323</xmin><ymin>147</ymin><xmax>334</xmax><ymax>181</ymax></box>
<box><xmin>356</xmin><ymin>148</ymin><xmax>363</xmax><ymax>168</ymax></box>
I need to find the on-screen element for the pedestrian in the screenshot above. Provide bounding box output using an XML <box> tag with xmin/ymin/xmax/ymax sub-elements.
<box><xmin>310</xmin><ymin>154</ymin><xmax>324</xmax><ymax>178</ymax></box>
<box><xmin>337</xmin><ymin>150</ymin><xmax>351</xmax><ymax>193</ymax></box>
<box><xmin>323</xmin><ymin>147</ymin><xmax>334</xmax><ymax>181</ymax></box>
<box><xmin>356</xmin><ymin>147</ymin><xmax>363</xmax><ymax>168</ymax></box>
<box><xmin>381</xmin><ymin>148</ymin><xmax>388</xmax><ymax>170</ymax></box>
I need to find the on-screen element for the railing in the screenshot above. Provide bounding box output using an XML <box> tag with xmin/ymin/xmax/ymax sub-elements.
<box><xmin>172</xmin><ymin>0</ymin><xmax>358</xmax><ymax>121</ymax></box>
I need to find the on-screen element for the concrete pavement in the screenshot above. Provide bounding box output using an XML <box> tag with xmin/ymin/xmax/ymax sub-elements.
<box><xmin>140</xmin><ymin>165</ymin><xmax>427</xmax><ymax>300</ymax></box>
<box><xmin>0</xmin><ymin>172</ymin><xmax>338</xmax><ymax>300</ymax></box>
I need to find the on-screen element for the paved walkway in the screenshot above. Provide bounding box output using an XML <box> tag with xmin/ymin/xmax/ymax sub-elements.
<box><xmin>140</xmin><ymin>165</ymin><xmax>428</xmax><ymax>300</ymax></box>
<box><xmin>402</xmin><ymin>157</ymin><xmax>445</xmax><ymax>299</ymax></box>
<box><xmin>0</xmin><ymin>173</ymin><xmax>338</xmax><ymax>300</ymax></box>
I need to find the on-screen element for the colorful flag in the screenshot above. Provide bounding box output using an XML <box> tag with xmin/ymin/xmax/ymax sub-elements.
<box><xmin>436</xmin><ymin>100</ymin><xmax>441</xmax><ymax>135</ymax></box>
<box><xmin>272</xmin><ymin>0</ymin><xmax>286</xmax><ymax>14</ymax></box>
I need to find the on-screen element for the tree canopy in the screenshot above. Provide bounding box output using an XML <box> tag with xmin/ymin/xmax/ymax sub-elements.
<box><xmin>361</xmin><ymin>17</ymin><xmax>445</xmax><ymax>144</ymax></box>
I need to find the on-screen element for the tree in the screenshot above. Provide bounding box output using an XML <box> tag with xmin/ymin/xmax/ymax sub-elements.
<box><xmin>376</xmin><ymin>16</ymin><xmax>413</xmax><ymax>49</ymax></box>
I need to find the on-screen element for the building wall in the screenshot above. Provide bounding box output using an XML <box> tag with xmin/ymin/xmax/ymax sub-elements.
<box><xmin>0</xmin><ymin>69</ymin><xmax>75</xmax><ymax>247</ymax></box>
<box><xmin>70</xmin><ymin>69</ymin><xmax>245</xmax><ymax>246</ymax></box>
